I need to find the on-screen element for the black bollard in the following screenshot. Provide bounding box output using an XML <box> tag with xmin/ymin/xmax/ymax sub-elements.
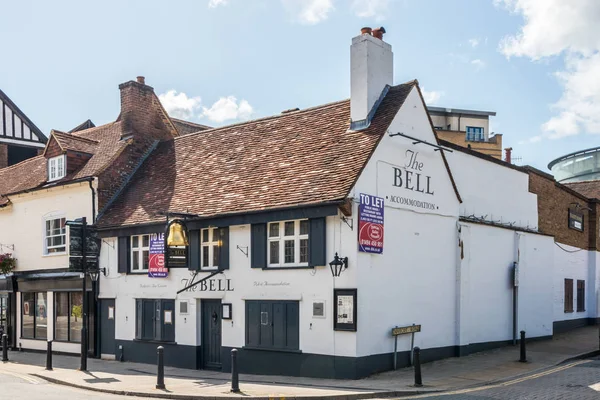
<box><xmin>2</xmin><ymin>334</ymin><xmax>7</xmax><ymax>362</ymax></box>
<box><xmin>519</xmin><ymin>330</ymin><xmax>527</xmax><ymax>362</ymax></box>
<box><xmin>156</xmin><ymin>346</ymin><xmax>165</xmax><ymax>390</ymax></box>
<box><xmin>413</xmin><ymin>346</ymin><xmax>423</xmax><ymax>387</ymax></box>
<box><xmin>231</xmin><ymin>349</ymin><xmax>240</xmax><ymax>393</ymax></box>
<box><xmin>46</xmin><ymin>341</ymin><xmax>53</xmax><ymax>371</ymax></box>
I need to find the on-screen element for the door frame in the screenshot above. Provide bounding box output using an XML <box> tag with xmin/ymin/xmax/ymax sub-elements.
<box><xmin>201</xmin><ymin>299</ymin><xmax>222</xmax><ymax>370</ymax></box>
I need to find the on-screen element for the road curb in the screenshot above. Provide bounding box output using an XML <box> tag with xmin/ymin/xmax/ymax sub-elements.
<box><xmin>29</xmin><ymin>373</ymin><xmax>441</xmax><ymax>400</ymax></box>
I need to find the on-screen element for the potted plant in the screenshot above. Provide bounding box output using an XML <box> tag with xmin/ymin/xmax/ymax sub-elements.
<box><xmin>0</xmin><ymin>253</ymin><xmax>16</xmax><ymax>275</ymax></box>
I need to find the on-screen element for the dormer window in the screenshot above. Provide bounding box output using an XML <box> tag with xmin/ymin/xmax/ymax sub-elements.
<box><xmin>48</xmin><ymin>155</ymin><xmax>66</xmax><ymax>181</ymax></box>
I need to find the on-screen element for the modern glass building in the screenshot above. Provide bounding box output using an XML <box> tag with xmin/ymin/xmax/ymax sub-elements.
<box><xmin>548</xmin><ymin>146</ymin><xmax>600</xmax><ymax>183</ymax></box>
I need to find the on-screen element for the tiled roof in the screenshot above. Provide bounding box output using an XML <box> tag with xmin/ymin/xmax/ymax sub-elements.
<box><xmin>69</xmin><ymin>119</ymin><xmax>96</xmax><ymax>133</ymax></box>
<box><xmin>98</xmin><ymin>82</ymin><xmax>417</xmax><ymax>227</ymax></box>
<box><xmin>564</xmin><ymin>180</ymin><xmax>600</xmax><ymax>200</ymax></box>
<box><xmin>51</xmin><ymin>130</ymin><xmax>99</xmax><ymax>155</ymax></box>
<box><xmin>0</xmin><ymin>121</ymin><xmax>128</xmax><ymax>203</ymax></box>
<box><xmin>171</xmin><ymin>118</ymin><xmax>211</xmax><ymax>135</ymax></box>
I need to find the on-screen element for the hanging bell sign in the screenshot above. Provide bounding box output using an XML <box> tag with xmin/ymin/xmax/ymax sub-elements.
<box><xmin>165</xmin><ymin>219</ymin><xmax>189</xmax><ymax>268</ymax></box>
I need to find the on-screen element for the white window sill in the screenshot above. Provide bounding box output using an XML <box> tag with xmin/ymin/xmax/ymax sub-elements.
<box><xmin>42</xmin><ymin>252</ymin><xmax>67</xmax><ymax>257</ymax></box>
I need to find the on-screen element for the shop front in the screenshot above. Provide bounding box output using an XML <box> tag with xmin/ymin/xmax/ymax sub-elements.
<box><xmin>15</xmin><ymin>271</ymin><xmax>95</xmax><ymax>354</ymax></box>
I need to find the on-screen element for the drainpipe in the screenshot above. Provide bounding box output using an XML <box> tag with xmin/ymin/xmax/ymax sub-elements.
<box><xmin>513</xmin><ymin>233</ymin><xmax>524</xmax><ymax>345</ymax></box>
<box><xmin>89</xmin><ymin>179</ymin><xmax>97</xmax><ymax>224</ymax></box>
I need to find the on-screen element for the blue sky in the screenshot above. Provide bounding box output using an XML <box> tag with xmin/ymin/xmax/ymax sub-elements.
<box><xmin>1</xmin><ymin>0</ymin><xmax>598</xmax><ymax>171</ymax></box>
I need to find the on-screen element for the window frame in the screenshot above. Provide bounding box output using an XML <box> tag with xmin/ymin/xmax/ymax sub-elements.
<box><xmin>201</xmin><ymin>228</ymin><xmax>220</xmax><ymax>270</ymax></box>
<box><xmin>465</xmin><ymin>126</ymin><xmax>484</xmax><ymax>142</ymax></box>
<box><xmin>267</xmin><ymin>220</ymin><xmax>309</xmax><ymax>268</ymax></box>
<box><xmin>21</xmin><ymin>292</ymin><xmax>48</xmax><ymax>340</ymax></box>
<box><xmin>130</xmin><ymin>234</ymin><xmax>150</xmax><ymax>273</ymax></box>
<box><xmin>577</xmin><ymin>280</ymin><xmax>586</xmax><ymax>312</ymax></box>
<box><xmin>564</xmin><ymin>278</ymin><xmax>574</xmax><ymax>313</ymax></box>
<box><xmin>48</xmin><ymin>155</ymin><xmax>66</xmax><ymax>182</ymax></box>
<box><xmin>44</xmin><ymin>215</ymin><xmax>67</xmax><ymax>255</ymax></box>
<box><xmin>54</xmin><ymin>291</ymin><xmax>83</xmax><ymax>343</ymax></box>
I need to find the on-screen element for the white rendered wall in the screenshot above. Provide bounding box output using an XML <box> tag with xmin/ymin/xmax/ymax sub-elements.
<box><xmin>552</xmin><ymin>242</ymin><xmax>593</xmax><ymax>323</ymax></box>
<box><xmin>99</xmin><ymin>215</ymin><xmax>358</xmax><ymax>358</ymax></box>
<box><xmin>351</xmin><ymin>86</ymin><xmax>460</xmax><ymax>357</ymax></box>
<box><xmin>0</xmin><ymin>181</ymin><xmax>96</xmax><ymax>271</ymax></box>
<box><xmin>445</xmin><ymin>149</ymin><xmax>538</xmax><ymax>230</ymax></box>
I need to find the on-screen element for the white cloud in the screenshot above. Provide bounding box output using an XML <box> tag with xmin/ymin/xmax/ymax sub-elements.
<box><xmin>352</xmin><ymin>0</ymin><xmax>389</xmax><ymax>20</ymax></box>
<box><xmin>471</xmin><ymin>59</ymin><xmax>486</xmax><ymax>69</ymax></box>
<box><xmin>202</xmin><ymin>96</ymin><xmax>253</xmax><ymax>123</ymax></box>
<box><xmin>469</xmin><ymin>38</ymin><xmax>480</xmax><ymax>48</ymax></box>
<box><xmin>497</xmin><ymin>0</ymin><xmax>600</xmax><ymax>141</ymax></box>
<box><xmin>282</xmin><ymin>0</ymin><xmax>334</xmax><ymax>25</ymax></box>
<box><xmin>158</xmin><ymin>90</ymin><xmax>201</xmax><ymax>120</ymax></box>
<box><xmin>208</xmin><ymin>0</ymin><xmax>229</xmax><ymax>8</ymax></box>
<box><xmin>421</xmin><ymin>88</ymin><xmax>444</xmax><ymax>105</ymax></box>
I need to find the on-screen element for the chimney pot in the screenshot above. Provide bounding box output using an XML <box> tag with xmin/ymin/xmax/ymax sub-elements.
<box><xmin>361</xmin><ymin>27</ymin><xmax>372</xmax><ymax>35</ymax></box>
<box><xmin>137</xmin><ymin>76</ymin><xmax>145</xmax><ymax>85</ymax></box>
<box><xmin>372</xmin><ymin>27</ymin><xmax>386</xmax><ymax>40</ymax></box>
<box><xmin>504</xmin><ymin>147</ymin><xmax>513</xmax><ymax>164</ymax></box>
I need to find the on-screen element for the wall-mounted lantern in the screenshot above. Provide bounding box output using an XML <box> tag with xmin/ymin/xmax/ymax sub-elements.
<box><xmin>329</xmin><ymin>253</ymin><xmax>348</xmax><ymax>277</ymax></box>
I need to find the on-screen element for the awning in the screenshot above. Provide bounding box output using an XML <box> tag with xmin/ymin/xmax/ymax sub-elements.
<box><xmin>16</xmin><ymin>271</ymin><xmax>92</xmax><ymax>292</ymax></box>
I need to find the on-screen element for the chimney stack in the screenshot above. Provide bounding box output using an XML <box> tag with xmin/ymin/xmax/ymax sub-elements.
<box><xmin>136</xmin><ymin>76</ymin><xmax>146</xmax><ymax>85</ymax></box>
<box><xmin>505</xmin><ymin>147</ymin><xmax>513</xmax><ymax>164</ymax></box>
<box><xmin>350</xmin><ymin>26</ymin><xmax>393</xmax><ymax>128</ymax></box>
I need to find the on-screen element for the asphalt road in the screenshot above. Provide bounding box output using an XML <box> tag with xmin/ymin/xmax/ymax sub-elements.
<box><xmin>409</xmin><ymin>357</ymin><xmax>600</xmax><ymax>399</ymax></box>
<box><xmin>0</xmin><ymin>369</ymin><xmax>158</xmax><ymax>400</ymax></box>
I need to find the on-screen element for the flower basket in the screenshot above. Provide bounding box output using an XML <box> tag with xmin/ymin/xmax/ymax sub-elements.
<box><xmin>0</xmin><ymin>253</ymin><xmax>16</xmax><ymax>275</ymax></box>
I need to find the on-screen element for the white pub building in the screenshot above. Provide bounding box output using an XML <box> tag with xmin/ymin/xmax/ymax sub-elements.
<box><xmin>90</xmin><ymin>27</ymin><xmax>586</xmax><ymax>380</ymax></box>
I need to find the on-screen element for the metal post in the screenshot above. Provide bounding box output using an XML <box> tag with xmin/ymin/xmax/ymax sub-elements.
<box><xmin>46</xmin><ymin>341</ymin><xmax>53</xmax><ymax>371</ymax></box>
<box><xmin>519</xmin><ymin>330</ymin><xmax>527</xmax><ymax>362</ymax></box>
<box><xmin>393</xmin><ymin>332</ymin><xmax>398</xmax><ymax>370</ymax></box>
<box><xmin>80</xmin><ymin>217</ymin><xmax>88</xmax><ymax>372</ymax></box>
<box><xmin>410</xmin><ymin>324</ymin><xmax>416</xmax><ymax>366</ymax></box>
<box><xmin>2</xmin><ymin>334</ymin><xmax>8</xmax><ymax>362</ymax></box>
<box><xmin>413</xmin><ymin>346</ymin><xmax>422</xmax><ymax>387</ymax></box>
<box><xmin>231</xmin><ymin>349</ymin><xmax>240</xmax><ymax>393</ymax></box>
<box><xmin>156</xmin><ymin>346</ymin><xmax>165</xmax><ymax>390</ymax></box>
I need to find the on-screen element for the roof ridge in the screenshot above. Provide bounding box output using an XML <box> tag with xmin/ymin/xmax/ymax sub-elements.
<box><xmin>70</xmin><ymin>121</ymin><xmax>119</xmax><ymax>137</ymax></box>
<box><xmin>52</xmin><ymin>130</ymin><xmax>100</xmax><ymax>145</ymax></box>
<box><xmin>171</xmin><ymin>117</ymin><xmax>211</xmax><ymax>128</ymax></box>
<box><xmin>174</xmin><ymin>98</ymin><xmax>351</xmax><ymax>141</ymax></box>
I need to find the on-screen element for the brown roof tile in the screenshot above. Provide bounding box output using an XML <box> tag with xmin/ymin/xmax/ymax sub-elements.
<box><xmin>50</xmin><ymin>130</ymin><xmax>99</xmax><ymax>155</ymax></box>
<box><xmin>98</xmin><ymin>82</ymin><xmax>416</xmax><ymax>227</ymax></box>
<box><xmin>564</xmin><ymin>180</ymin><xmax>600</xmax><ymax>200</ymax></box>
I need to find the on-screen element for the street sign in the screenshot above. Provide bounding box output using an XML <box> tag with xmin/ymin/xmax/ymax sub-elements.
<box><xmin>392</xmin><ymin>324</ymin><xmax>421</xmax><ymax>336</ymax></box>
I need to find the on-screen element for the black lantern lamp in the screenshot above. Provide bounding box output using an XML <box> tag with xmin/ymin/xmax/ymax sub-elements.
<box><xmin>89</xmin><ymin>267</ymin><xmax>107</xmax><ymax>282</ymax></box>
<box><xmin>329</xmin><ymin>253</ymin><xmax>348</xmax><ymax>277</ymax></box>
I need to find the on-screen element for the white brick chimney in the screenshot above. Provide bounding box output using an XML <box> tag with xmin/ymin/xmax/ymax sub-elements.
<box><xmin>350</xmin><ymin>27</ymin><xmax>393</xmax><ymax>128</ymax></box>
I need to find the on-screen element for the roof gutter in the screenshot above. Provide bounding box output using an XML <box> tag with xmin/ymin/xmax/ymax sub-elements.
<box><xmin>2</xmin><ymin>176</ymin><xmax>95</xmax><ymax>199</ymax></box>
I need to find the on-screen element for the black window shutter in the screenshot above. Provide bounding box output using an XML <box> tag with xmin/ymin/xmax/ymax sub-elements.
<box><xmin>135</xmin><ymin>299</ymin><xmax>142</xmax><ymax>340</ymax></box>
<box><xmin>219</xmin><ymin>227</ymin><xmax>230</xmax><ymax>270</ymax></box>
<box><xmin>189</xmin><ymin>230</ymin><xmax>200</xmax><ymax>271</ymax></box>
<box><xmin>251</xmin><ymin>223</ymin><xmax>267</xmax><ymax>268</ymax></box>
<box><xmin>118</xmin><ymin>236</ymin><xmax>130</xmax><ymax>274</ymax></box>
<box><xmin>154</xmin><ymin>299</ymin><xmax>162</xmax><ymax>341</ymax></box>
<box><xmin>309</xmin><ymin>217</ymin><xmax>326</xmax><ymax>267</ymax></box>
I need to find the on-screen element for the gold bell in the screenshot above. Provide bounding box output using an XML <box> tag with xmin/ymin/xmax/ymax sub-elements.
<box><xmin>167</xmin><ymin>221</ymin><xmax>189</xmax><ymax>247</ymax></box>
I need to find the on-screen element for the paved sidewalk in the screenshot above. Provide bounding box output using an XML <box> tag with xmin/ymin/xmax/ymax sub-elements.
<box><xmin>0</xmin><ymin>326</ymin><xmax>598</xmax><ymax>399</ymax></box>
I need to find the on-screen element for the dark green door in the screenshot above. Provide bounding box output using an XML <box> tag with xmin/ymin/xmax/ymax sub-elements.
<box><xmin>202</xmin><ymin>300</ymin><xmax>222</xmax><ymax>369</ymax></box>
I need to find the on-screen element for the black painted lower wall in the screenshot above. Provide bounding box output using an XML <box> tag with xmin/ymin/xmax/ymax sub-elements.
<box><xmin>553</xmin><ymin>317</ymin><xmax>596</xmax><ymax>334</ymax></box>
<box><xmin>112</xmin><ymin>334</ymin><xmax>554</xmax><ymax>380</ymax></box>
